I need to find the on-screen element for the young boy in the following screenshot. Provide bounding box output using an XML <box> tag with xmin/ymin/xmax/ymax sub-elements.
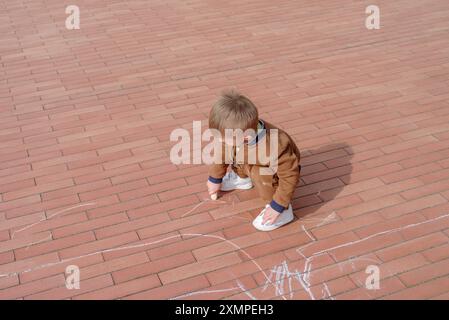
<box><xmin>207</xmin><ymin>89</ymin><xmax>301</xmax><ymax>231</ymax></box>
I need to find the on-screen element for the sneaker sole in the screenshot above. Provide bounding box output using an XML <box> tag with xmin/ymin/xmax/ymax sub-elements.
<box><xmin>252</xmin><ymin>215</ymin><xmax>294</xmax><ymax>231</ymax></box>
<box><xmin>220</xmin><ymin>184</ymin><xmax>253</xmax><ymax>191</ymax></box>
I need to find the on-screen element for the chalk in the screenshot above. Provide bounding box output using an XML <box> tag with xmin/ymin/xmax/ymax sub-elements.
<box><xmin>210</xmin><ymin>193</ymin><xmax>218</xmax><ymax>200</ymax></box>
<box><xmin>12</xmin><ymin>202</ymin><xmax>96</xmax><ymax>239</ymax></box>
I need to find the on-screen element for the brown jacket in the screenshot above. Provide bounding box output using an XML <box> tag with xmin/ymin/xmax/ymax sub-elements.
<box><xmin>208</xmin><ymin>120</ymin><xmax>301</xmax><ymax>208</ymax></box>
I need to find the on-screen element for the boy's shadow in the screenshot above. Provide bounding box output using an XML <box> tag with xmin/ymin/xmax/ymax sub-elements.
<box><xmin>292</xmin><ymin>142</ymin><xmax>353</xmax><ymax>221</ymax></box>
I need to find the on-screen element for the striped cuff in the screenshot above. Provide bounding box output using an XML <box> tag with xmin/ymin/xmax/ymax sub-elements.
<box><xmin>208</xmin><ymin>176</ymin><xmax>223</xmax><ymax>184</ymax></box>
<box><xmin>270</xmin><ymin>200</ymin><xmax>285</xmax><ymax>213</ymax></box>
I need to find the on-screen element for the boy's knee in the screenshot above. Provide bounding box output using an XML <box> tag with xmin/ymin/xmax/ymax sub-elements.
<box><xmin>233</xmin><ymin>165</ymin><xmax>249</xmax><ymax>178</ymax></box>
<box><xmin>253</xmin><ymin>178</ymin><xmax>276</xmax><ymax>202</ymax></box>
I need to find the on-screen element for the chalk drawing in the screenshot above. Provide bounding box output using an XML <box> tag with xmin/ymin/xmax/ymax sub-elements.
<box><xmin>290</xmin><ymin>213</ymin><xmax>449</xmax><ymax>299</ymax></box>
<box><xmin>258</xmin><ymin>259</ymin><xmax>328</xmax><ymax>300</ymax></box>
<box><xmin>316</xmin><ymin>211</ymin><xmax>338</xmax><ymax>227</ymax></box>
<box><xmin>314</xmin><ymin>213</ymin><xmax>449</xmax><ymax>257</ymax></box>
<box><xmin>4</xmin><ymin>194</ymin><xmax>449</xmax><ymax>300</ymax></box>
<box><xmin>301</xmin><ymin>225</ymin><xmax>316</xmax><ymax>241</ymax></box>
<box><xmin>2</xmin><ymin>198</ymin><xmax>283</xmax><ymax>300</ymax></box>
<box><xmin>0</xmin><ymin>231</ymin><xmax>280</xmax><ymax>297</ymax></box>
<box><xmin>11</xmin><ymin>203</ymin><xmax>96</xmax><ymax>239</ymax></box>
<box><xmin>181</xmin><ymin>198</ymin><xmax>226</xmax><ymax>218</ymax></box>
<box><xmin>297</xmin><ymin>211</ymin><xmax>338</xmax><ymax>227</ymax></box>
<box><xmin>25</xmin><ymin>234</ymin><xmax>53</xmax><ymax>250</ymax></box>
<box><xmin>322</xmin><ymin>282</ymin><xmax>334</xmax><ymax>300</ymax></box>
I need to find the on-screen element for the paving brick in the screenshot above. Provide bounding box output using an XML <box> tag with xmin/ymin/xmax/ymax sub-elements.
<box><xmin>336</xmin><ymin>277</ymin><xmax>406</xmax><ymax>300</ymax></box>
<box><xmin>341</xmin><ymin>163</ymin><xmax>402</xmax><ymax>184</ymax></box>
<box><xmin>399</xmin><ymin>258</ymin><xmax>449</xmax><ymax>287</ymax></box>
<box><xmin>0</xmin><ymin>274</ymin><xmax>20</xmax><ymax>291</ymax></box>
<box><xmin>206</xmin><ymin>252</ymin><xmax>287</xmax><ymax>286</ymax></box>
<box><xmin>0</xmin><ymin>252</ymin><xmax>59</xmax><ymax>280</ymax></box>
<box><xmin>86</xmin><ymin>194</ymin><xmax>160</xmax><ymax>219</ymax></box>
<box><xmin>52</xmin><ymin>212</ymin><xmax>129</xmax><ymax>239</ymax></box>
<box><xmin>159</xmin><ymin>252</ymin><xmax>242</xmax><ymax>285</ymax></box>
<box><xmin>401</xmin><ymin>213</ymin><xmax>449</xmax><ymax>241</ymax></box>
<box><xmin>73</xmin><ymin>274</ymin><xmax>161</xmax><ymax>300</ymax></box>
<box><xmin>95</xmin><ymin>212</ymin><xmax>169</xmax><ymax>239</ymax></box>
<box><xmin>78</xmin><ymin>179</ymin><xmax>148</xmax><ymax>202</ymax></box>
<box><xmin>14</xmin><ymin>231</ymin><xmax>96</xmax><ymax>260</ymax></box>
<box><xmin>127</xmin><ymin>194</ymin><xmax>198</xmax><ymax>220</ymax></box>
<box><xmin>0</xmin><ymin>251</ymin><xmax>15</xmax><ymax>265</ymax></box>
<box><xmin>381</xmin><ymin>136</ymin><xmax>438</xmax><ymax>154</ymax></box>
<box><xmin>112</xmin><ymin>251</ymin><xmax>195</xmax><ymax>284</ymax></box>
<box><xmin>358</xmin><ymin>178</ymin><xmax>424</xmax><ymax>201</ymax></box>
<box><xmin>179</xmin><ymin>213</ymin><xmax>248</xmax><ymax>235</ymax></box>
<box><xmin>123</xmin><ymin>275</ymin><xmax>210</xmax><ymax>300</ymax></box>
<box><xmin>361</xmin><ymin>148</ymin><xmax>421</xmax><ymax>169</ymax></box>
<box><xmin>176</xmin><ymin>275</ymin><xmax>257</xmax><ymax>300</ymax></box>
<box><xmin>337</xmin><ymin>195</ymin><xmax>404</xmax><ymax>219</ymax></box>
<box><xmin>331</xmin><ymin>232</ymin><xmax>404</xmax><ymax>262</ymax></box>
<box><xmin>400</xmin><ymin>178</ymin><xmax>449</xmax><ymax>200</ymax></box>
<box><xmin>349</xmin><ymin>253</ymin><xmax>429</xmax><ymax>285</ymax></box>
<box><xmin>382</xmin><ymin>277</ymin><xmax>449</xmax><ymax>300</ymax></box>
<box><xmin>209</xmin><ymin>198</ymin><xmax>266</xmax><ymax>219</ymax></box>
<box><xmin>19</xmin><ymin>253</ymin><xmax>104</xmax><ymax>284</ymax></box>
<box><xmin>381</xmin><ymin>194</ymin><xmax>447</xmax><ymax>219</ymax></box>
<box><xmin>422</xmin><ymin>243</ymin><xmax>449</xmax><ymax>262</ymax></box>
<box><xmin>138</xmin><ymin>212</ymin><xmax>212</xmax><ymax>239</ymax></box>
<box><xmin>193</xmin><ymin>232</ymin><xmax>271</xmax><ymax>261</ymax></box>
<box><xmin>26</xmin><ymin>274</ymin><xmax>114</xmax><ymax>300</ymax></box>
<box><xmin>2</xmin><ymin>179</ymin><xmax>74</xmax><ymax>202</ymax></box>
<box><xmin>0</xmin><ymin>274</ymin><xmax>66</xmax><ymax>300</ymax></box>
<box><xmin>58</xmin><ymin>231</ymin><xmax>140</xmax><ymax>260</ymax></box>
<box><xmin>312</xmin><ymin>212</ymin><xmax>384</xmax><ymax>239</ymax></box>
<box><xmin>375</xmin><ymin>232</ymin><xmax>448</xmax><ymax>262</ymax></box>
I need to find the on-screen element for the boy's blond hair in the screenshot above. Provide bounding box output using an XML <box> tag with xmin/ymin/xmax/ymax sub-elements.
<box><xmin>209</xmin><ymin>89</ymin><xmax>259</xmax><ymax>133</ymax></box>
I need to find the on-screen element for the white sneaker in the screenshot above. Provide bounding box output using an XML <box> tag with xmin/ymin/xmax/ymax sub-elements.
<box><xmin>252</xmin><ymin>204</ymin><xmax>294</xmax><ymax>231</ymax></box>
<box><xmin>220</xmin><ymin>170</ymin><xmax>253</xmax><ymax>191</ymax></box>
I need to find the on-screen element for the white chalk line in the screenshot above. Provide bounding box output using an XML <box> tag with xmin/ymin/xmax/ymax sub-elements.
<box><xmin>164</xmin><ymin>203</ymin><xmax>449</xmax><ymax>300</ymax></box>
<box><xmin>301</xmin><ymin>224</ymin><xmax>316</xmax><ymax>241</ymax></box>
<box><xmin>0</xmin><ymin>232</ymin><xmax>281</xmax><ymax>296</ymax></box>
<box><xmin>0</xmin><ymin>198</ymin><xmax>287</xmax><ymax>300</ymax></box>
<box><xmin>236</xmin><ymin>280</ymin><xmax>257</xmax><ymax>300</ymax></box>
<box><xmin>290</xmin><ymin>212</ymin><xmax>449</xmax><ymax>299</ymax></box>
<box><xmin>316</xmin><ymin>211</ymin><xmax>338</xmax><ymax>227</ymax></box>
<box><xmin>322</xmin><ymin>282</ymin><xmax>334</xmax><ymax>300</ymax></box>
<box><xmin>313</xmin><ymin>213</ymin><xmax>449</xmax><ymax>257</ymax></box>
<box><xmin>262</xmin><ymin>264</ymin><xmax>335</xmax><ymax>300</ymax></box>
<box><xmin>275</xmin><ymin>265</ymin><xmax>283</xmax><ymax>296</ymax></box>
<box><xmin>259</xmin><ymin>260</ymin><xmax>317</xmax><ymax>300</ymax></box>
<box><xmin>181</xmin><ymin>199</ymin><xmax>227</xmax><ymax>218</ymax></box>
<box><xmin>180</xmin><ymin>194</ymin><xmax>242</xmax><ymax>219</ymax></box>
<box><xmin>5</xmin><ymin>199</ymin><xmax>448</xmax><ymax>300</ymax></box>
<box><xmin>297</xmin><ymin>211</ymin><xmax>338</xmax><ymax>227</ymax></box>
<box><xmin>25</xmin><ymin>234</ymin><xmax>53</xmax><ymax>251</ymax></box>
<box><xmin>11</xmin><ymin>203</ymin><xmax>96</xmax><ymax>239</ymax></box>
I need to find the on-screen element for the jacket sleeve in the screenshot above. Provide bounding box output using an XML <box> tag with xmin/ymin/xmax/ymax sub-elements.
<box><xmin>270</xmin><ymin>144</ymin><xmax>300</xmax><ymax>212</ymax></box>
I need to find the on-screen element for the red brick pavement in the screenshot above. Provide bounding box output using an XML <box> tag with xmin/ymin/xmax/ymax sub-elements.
<box><xmin>1</xmin><ymin>0</ymin><xmax>449</xmax><ymax>299</ymax></box>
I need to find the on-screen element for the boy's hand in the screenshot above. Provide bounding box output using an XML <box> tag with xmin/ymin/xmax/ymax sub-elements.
<box><xmin>207</xmin><ymin>180</ymin><xmax>221</xmax><ymax>197</ymax></box>
<box><xmin>262</xmin><ymin>205</ymin><xmax>281</xmax><ymax>225</ymax></box>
